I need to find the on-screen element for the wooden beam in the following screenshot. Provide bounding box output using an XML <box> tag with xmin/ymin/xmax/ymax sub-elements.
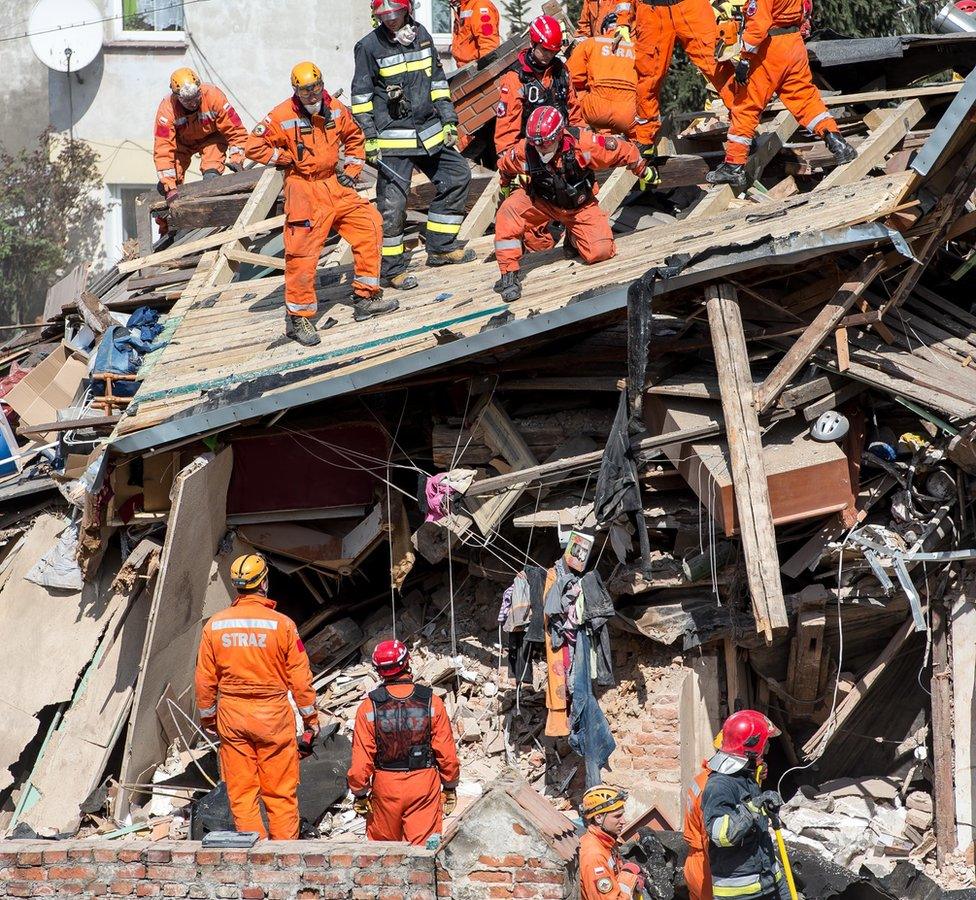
<box><xmin>785</xmin><ymin>593</ymin><xmax>828</xmax><ymax>717</ymax></box>
<box><xmin>686</xmin><ymin>184</ymin><xmax>734</xmax><ymax>221</ymax></box>
<box><xmin>754</xmin><ymin>256</ymin><xmax>884</xmax><ymax>414</ymax></box>
<box><xmin>815</xmin><ymin>99</ymin><xmax>924</xmax><ymax>192</ymax></box>
<box><xmin>18</xmin><ymin>415</ymin><xmax>120</xmax><ymax>436</ymax></box>
<box><xmin>598</xmin><ymin>168</ymin><xmax>637</xmax><ymax>213</ymax></box>
<box><xmin>802</xmin><ymin>616</ymin><xmax>914</xmax><ymax>760</ymax></box>
<box><xmin>746</xmin><ymin>109</ymin><xmax>798</xmax><ymax>183</ymax></box>
<box><xmin>771</xmin><ymin>81</ymin><xmax>962</xmax><ymax>110</ymax></box>
<box><xmin>706</xmin><ymin>282</ymin><xmax>788</xmax><ymax>642</ymax></box>
<box><xmin>458</xmin><ymin>171</ymin><xmax>501</xmax><ymax>242</ymax></box>
<box><xmin>931</xmin><ymin>598</ymin><xmax>957</xmax><ymax>867</ymax></box>
<box><xmin>222</xmin><ymin>246</ymin><xmax>287</xmax><ymax>270</ymax></box>
<box><xmin>834</xmin><ymin>325</ymin><xmax>850</xmax><ymax>372</ymax></box>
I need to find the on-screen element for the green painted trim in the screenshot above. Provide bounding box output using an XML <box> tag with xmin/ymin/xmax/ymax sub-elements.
<box><xmin>133</xmin><ymin>303</ymin><xmax>509</xmax><ymax>406</ymax></box>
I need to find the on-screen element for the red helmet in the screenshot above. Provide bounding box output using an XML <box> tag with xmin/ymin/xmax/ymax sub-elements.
<box><xmin>529</xmin><ymin>14</ymin><xmax>562</xmax><ymax>51</ymax></box>
<box><xmin>372</xmin><ymin>0</ymin><xmax>410</xmax><ymax>16</ymax></box>
<box><xmin>719</xmin><ymin>710</ymin><xmax>780</xmax><ymax>759</ymax></box>
<box><xmin>956</xmin><ymin>0</ymin><xmax>976</xmax><ymax>12</ymax></box>
<box><xmin>526</xmin><ymin>106</ymin><xmax>566</xmax><ymax>147</ymax></box>
<box><xmin>372</xmin><ymin>639</ymin><xmax>410</xmax><ymax>678</ymax></box>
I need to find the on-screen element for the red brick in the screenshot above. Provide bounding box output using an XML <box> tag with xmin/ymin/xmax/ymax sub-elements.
<box><xmin>408</xmin><ymin>870</ymin><xmax>433</xmax><ymax>885</ymax></box>
<box><xmin>302</xmin><ymin>853</ymin><xmax>327</xmax><ymax>867</ymax></box>
<box><xmin>513</xmin><ymin>885</ymin><xmax>563</xmax><ymax>898</ymax></box>
<box><xmin>247</xmin><ymin>869</ymin><xmax>299</xmax><ymax>885</ymax></box>
<box><xmin>478</xmin><ymin>854</ymin><xmax>526</xmax><ymax>867</ymax></box>
<box><xmin>68</xmin><ymin>848</ymin><xmax>95</xmax><ymax>861</ymax></box>
<box><xmin>276</xmin><ymin>852</ymin><xmax>301</xmax><ymax>867</ymax></box>
<box><xmin>16</xmin><ymin>851</ymin><xmax>42</xmax><ymax>866</ymax></box>
<box><xmin>329</xmin><ymin>853</ymin><xmax>353</xmax><ymax>867</ymax></box>
<box><xmin>381</xmin><ymin>853</ymin><xmax>406</xmax><ymax>866</ymax></box>
<box><xmin>516</xmin><ymin>867</ymin><xmax>564</xmax><ymax>883</ymax></box>
<box><xmin>135</xmin><ymin>884</ymin><xmax>161</xmax><ymax>897</ymax></box>
<box><xmin>6</xmin><ymin>883</ymin><xmax>33</xmax><ymax>898</ymax></box>
<box><xmin>15</xmin><ymin>865</ymin><xmax>47</xmax><ymax>880</ymax></box>
<box><xmin>114</xmin><ymin>864</ymin><xmax>148</xmax><ymax>879</ymax></box>
<box><xmin>356</xmin><ymin>872</ymin><xmax>383</xmax><ymax>886</ymax></box>
<box><xmin>486</xmin><ymin>888</ymin><xmax>512</xmax><ymax>899</ymax></box>
<box><xmin>49</xmin><ymin>865</ymin><xmax>95</xmax><ymax>880</ymax></box>
<box><xmin>146</xmin><ymin>849</ymin><xmax>172</xmax><ymax>864</ymax></box>
<box><xmin>118</xmin><ymin>850</ymin><xmax>145</xmax><ymax>863</ymax></box>
<box><xmin>95</xmin><ymin>849</ymin><xmax>119</xmax><ymax>863</ymax></box>
<box><xmin>41</xmin><ymin>849</ymin><xmax>68</xmax><ymax>864</ymax></box>
<box><xmin>162</xmin><ymin>886</ymin><xmax>190</xmax><ymax>897</ymax></box>
<box><xmin>110</xmin><ymin>880</ymin><xmax>136</xmax><ymax>895</ymax></box>
<box><xmin>221</xmin><ymin>850</ymin><xmax>249</xmax><ymax>864</ymax></box>
<box><xmin>242</xmin><ymin>889</ymin><xmax>265</xmax><ymax>899</ymax></box>
<box><xmin>301</xmin><ymin>871</ymin><xmax>344</xmax><ymax>886</ymax></box>
<box><xmin>0</xmin><ymin>850</ymin><xmax>18</xmax><ymax>865</ymax></box>
<box><xmin>468</xmin><ymin>870</ymin><xmax>514</xmax><ymax>884</ymax></box>
<box><xmin>195</xmin><ymin>850</ymin><xmax>222</xmax><ymax>865</ymax></box>
<box><xmin>355</xmin><ymin>853</ymin><xmax>380</xmax><ymax>867</ymax></box>
<box><xmin>58</xmin><ymin>883</ymin><xmax>86</xmax><ymax>895</ymax></box>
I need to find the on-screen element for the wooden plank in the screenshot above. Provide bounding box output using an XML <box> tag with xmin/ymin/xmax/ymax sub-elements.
<box><xmin>746</xmin><ymin>110</ymin><xmax>798</xmax><ymax>183</ymax></box>
<box><xmin>706</xmin><ymin>283</ymin><xmax>787</xmax><ymax>642</ymax></box>
<box><xmin>598</xmin><ymin>169</ymin><xmax>637</xmax><ymax>213</ymax></box>
<box><xmin>222</xmin><ymin>246</ymin><xmax>287</xmax><ymax>271</ymax></box>
<box><xmin>931</xmin><ymin>598</ymin><xmax>956</xmax><ymax>867</ymax></box>
<box><xmin>786</xmin><ymin>599</ymin><xmax>827</xmax><ymax>716</ymax></box>
<box><xmin>802</xmin><ymin>616</ymin><xmax>914</xmax><ymax>760</ymax></box>
<box><xmin>18</xmin><ymin>415</ymin><xmax>120</xmax><ymax>436</ymax></box>
<box><xmin>686</xmin><ymin>184</ymin><xmax>734</xmax><ymax>220</ymax></box>
<box><xmin>458</xmin><ymin>171</ymin><xmax>501</xmax><ymax>242</ymax></box>
<box><xmin>951</xmin><ymin>576</ymin><xmax>976</xmax><ymax>851</ymax></box>
<box><xmin>771</xmin><ymin>81</ymin><xmax>962</xmax><ymax>110</ymax></box>
<box><xmin>834</xmin><ymin>325</ymin><xmax>850</xmax><ymax>372</ymax></box>
<box><xmin>815</xmin><ymin>99</ymin><xmax>924</xmax><ymax>192</ymax></box>
<box><xmin>754</xmin><ymin>256</ymin><xmax>884</xmax><ymax>414</ymax></box>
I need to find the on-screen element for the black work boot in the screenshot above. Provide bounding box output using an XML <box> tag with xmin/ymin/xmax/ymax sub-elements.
<box><xmin>563</xmin><ymin>233</ymin><xmax>580</xmax><ymax>261</ymax></box>
<box><xmin>824</xmin><ymin>131</ymin><xmax>858</xmax><ymax>166</ymax></box>
<box><xmin>381</xmin><ymin>272</ymin><xmax>419</xmax><ymax>290</ymax></box>
<box><xmin>352</xmin><ymin>293</ymin><xmax>400</xmax><ymax>322</ymax></box>
<box><xmin>427</xmin><ymin>247</ymin><xmax>476</xmax><ymax>267</ymax></box>
<box><xmin>285</xmin><ymin>314</ymin><xmax>321</xmax><ymax>347</ymax></box>
<box><xmin>706</xmin><ymin>161</ymin><xmax>748</xmax><ymax>189</ymax></box>
<box><xmin>493</xmin><ymin>271</ymin><xmax>522</xmax><ymax>302</ymax></box>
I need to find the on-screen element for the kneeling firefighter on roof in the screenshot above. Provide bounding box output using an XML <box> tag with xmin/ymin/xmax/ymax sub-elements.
<box><xmin>246</xmin><ymin>62</ymin><xmax>397</xmax><ymax>347</ymax></box>
<box><xmin>493</xmin><ymin>105</ymin><xmax>651</xmax><ymax>303</ymax></box>
<box><xmin>702</xmin><ymin>710</ymin><xmax>793</xmax><ymax>900</ymax></box>
<box><xmin>347</xmin><ymin>639</ymin><xmax>460</xmax><ymax>845</ymax></box>
<box><xmin>194</xmin><ymin>554</ymin><xmax>318</xmax><ymax>840</ymax></box>
<box><xmin>352</xmin><ymin>0</ymin><xmax>475</xmax><ymax>292</ymax></box>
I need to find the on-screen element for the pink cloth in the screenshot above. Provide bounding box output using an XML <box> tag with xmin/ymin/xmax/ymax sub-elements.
<box><xmin>425</xmin><ymin>472</ymin><xmax>453</xmax><ymax>522</ymax></box>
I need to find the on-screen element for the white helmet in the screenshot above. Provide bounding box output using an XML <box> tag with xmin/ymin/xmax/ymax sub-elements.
<box><xmin>811</xmin><ymin>410</ymin><xmax>849</xmax><ymax>442</ymax></box>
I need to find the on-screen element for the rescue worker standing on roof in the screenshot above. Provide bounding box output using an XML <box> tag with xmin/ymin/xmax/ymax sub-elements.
<box><xmin>579</xmin><ymin>785</ymin><xmax>645</xmax><ymax>899</ymax></box>
<box><xmin>194</xmin><ymin>554</ymin><xmax>318</xmax><ymax>841</ymax></box>
<box><xmin>246</xmin><ymin>62</ymin><xmax>396</xmax><ymax>347</ymax></box>
<box><xmin>706</xmin><ymin>0</ymin><xmax>855</xmax><ymax>189</ymax></box>
<box><xmin>615</xmin><ymin>0</ymin><xmax>735</xmax><ymax>164</ymax></box>
<box><xmin>347</xmin><ymin>639</ymin><xmax>460</xmax><ymax>845</ymax></box>
<box><xmin>493</xmin><ymin>106</ymin><xmax>650</xmax><ymax>303</ymax></box>
<box><xmin>352</xmin><ymin>0</ymin><xmax>475</xmax><ymax>292</ymax></box>
<box><xmin>702</xmin><ymin>710</ymin><xmax>791</xmax><ymax>900</ymax></box>
<box><xmin>153</xmin><ymin>68</ymin><xmax>247</xmax><ymax>230</ymax></box>
<box><xmin>450</xmin><ymin>0</ymin><xmax>500</xmax><ymax>68</ymax></box>
<box><xmin>567</xmin><ymin>13</ymin><xmax>637</xmax><ymax>136</ymax></box>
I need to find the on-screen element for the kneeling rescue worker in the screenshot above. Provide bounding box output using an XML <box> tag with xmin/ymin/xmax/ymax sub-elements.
<box><xmin>707</xmin><ymin>0</ymin><xmax>856</xmax><ymax>189</ymax></box>
<box><xmin>246</xmin><ymin>62</ymin><xmax>396</xmax><ymax>347</ymax></box>
<box><xmin>579</xmin><ymin>785</ymin><xmax>646</xmax><ymax>898</ymax></box>
<box><xmin>493</xmin><ymin>105</ymin><xmax>650</xmax><ymax>302</ymax></box>
<box><xmin>194</xmin><ymin>554</ymin><xmax>319</xmax><ymax>840</ymax></box>
<box><xmin>702</xmin><ymin>710</ymin><xmax>790</xmax><ymax>900</ymax></box>
<box><xmin>347</xmin><ymin>639</ymin><xmax>460</xmax><ymax>845</ymax></box>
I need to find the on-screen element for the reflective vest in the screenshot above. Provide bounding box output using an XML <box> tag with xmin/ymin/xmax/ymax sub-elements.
<box><xmin>526</xmin><ymin>129</ymin><xmax>596</xmax><ymax>209</ymax></box>
<box><xmin>369</xmin><ymin>682</ymin><xmax>435</xmax><ymax>771</ymax></box>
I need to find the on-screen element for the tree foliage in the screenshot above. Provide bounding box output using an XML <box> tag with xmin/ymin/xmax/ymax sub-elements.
<box><xmin>564</xmin><ymin>0</ymin><xmax>583</xmax><ymax>28</ymax></box>
<box><xmin>502</xmin><ymin>0</ymin><xmax>533</xmax><ymax>34</ymax></box>
<box><xmin>0</xmin><ymin>133</ymin><xmax>102</xmax><ymax>325</ymax></box>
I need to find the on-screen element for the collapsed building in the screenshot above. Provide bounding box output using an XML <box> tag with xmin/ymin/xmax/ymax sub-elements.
<box><xmin>3</xmin><ymin>14</ymin><xmax>976</xmax><ymax>900</ymax></box>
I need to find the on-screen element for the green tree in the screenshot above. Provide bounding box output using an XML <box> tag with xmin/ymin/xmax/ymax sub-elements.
<box><xmin>564</xmin><ymin>0</ymin><xmax>583</xmax><ymax>28</ymax></box>
<box><xmin>0</xmin><ymin>133</ymin><xmax>103</xmax><ymax>325</ymax></box>
<box><xmin>501</xmin><ymin>0</ymin><xmax>532</xmax><ymax>35</ymax></box>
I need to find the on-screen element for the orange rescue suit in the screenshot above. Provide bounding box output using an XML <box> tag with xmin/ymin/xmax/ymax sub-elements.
<box><xmin>576</xmin><ymin>0</ymin><xmax>631</xmax><ymax>38</ymax></box>
<box><xmin>494</xmin><ymin>130</ymin><xmax>644</xmax><ymax>276</ymax></box>
<box><xmin>725</xmin><ymin>0</ymin><xmax>836</xmax><ymax>165</ymax></box>
<box><xmin>195</xmin><ymin>593</ymin><xmax>317</xmax><ymax>840</ymax></box>
<box><xmin>153</xmin><ymin>84</ymin><xmax>247</xmax><ymax>192</ymax></box>
<box><xmin>684</xmin><ymin>761</ymin><xmax>714</xmax><ymax>900</ymax></box>
<box><xmin>245</xmin><ymin>92</ymin><xmax>382</xmax><ymax>317</ymax></box>
<box><xmin>568</xmin><ymin>35</ymin><xmax>637</xmax><ymax>136</ymax></box>
<box><xmin>579</xmin><ymin>825</ymin><xmax>640</xmax><ymax>899</ymax></box>
<box><xmin>347</xmin><ymin>678</ymin><xmax>460</xmax><ymax>845</ymax></box>
<box><xmin>451</xmin><ymin>0</ymin><xmax>500</xmax><ymax>67</ymax></box>
<box><xmin>620</xmin><ymin>0</ymin><xmax>735</xmax><ymax>147</ymax></box>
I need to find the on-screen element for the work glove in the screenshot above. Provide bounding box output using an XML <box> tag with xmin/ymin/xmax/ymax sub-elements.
<box><xmin>612</xmin><ymin>24</ymin><xmax>631</xmax><ymax>49</ymax></box>
<box><xmin>499</xmin><ymin>181</ymin><xmax>513</xmax><ymax>202</ymax></box>
<box><xmin>443</xmin><ymin>124</ymin><xmax>459</xmax><ymax>148</ymax></box>
<box><xmin>298</xmin><ymin>722</ymin><xmax>320</xmax><ymax>759</ymax></box>
<box><xmin>227</xmin><ymin>149</ymin><xmax>245</xmax><ymax>170</ymax></box>
<box><xmin>442</xmin><ymin>789</ymin><xmax>457</xmax><ymax>815</ymax></box>
<box><xmin>759</xmin><ymin>789</ymin><xmax>783</xmax><ymax>815</ymax></box>
<box><xmin>365</xmin><ymin>138</ymin><xmax>381</xmax><ymax>165</ymax></box>
<box><xmin>734</xmin><ymin>56</ymin><xmax>751</xmax><ymax>86</ymax></box>
<box><xmin>353</xmin><ymin>795</ymin><xmax>372</xmax><ymax>816</ymax></box>
<box><xmin>337</xmin><ymin>169</ymin><xmax>357</xmax><ymax>188</ymax></box>
<box><xmin>620</xmin><ymin>862</ymin><xmax>645</xmax><ymax>892</ymax></box>
<box><xmin>633</xmin><ymin>159</ymin><xmax>660</xmax><ymax>191</ymax></box>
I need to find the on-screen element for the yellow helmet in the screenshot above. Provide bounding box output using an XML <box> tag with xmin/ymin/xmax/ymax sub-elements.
<box><xmin>169</xmin><ymin>67</ymin><xmax>201</xmax><ymax>94</ymax></box>
<box><xmin>230</xmin><ymin>554</ymin><xmax>268</xmax><ymax>591</ymax></box>
<box><xmin>291</xmin><ymin>61</ymin><xmax>323</xmax><ymax>91</ymax></box>
<box><xmin>581</xmin><ymin>785</ymin><xmax>627</xmax><ymax>820</ymax></box>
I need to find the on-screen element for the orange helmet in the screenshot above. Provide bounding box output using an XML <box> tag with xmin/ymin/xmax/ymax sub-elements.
<box><xmin>169</xmin><ymin>67</ymin><xmax>200</xmax><ymax>95</ymax></box>
<box><xmin>291</xmin><ymin>61</ymin><xmax>323</xmax><ymax>91</ymax></box>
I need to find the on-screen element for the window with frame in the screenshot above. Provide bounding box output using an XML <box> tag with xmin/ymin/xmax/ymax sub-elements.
<box><xmin>414</xmin><ymin>0</ymin><xmax>452</xmax><ymax>40</ymax></box>
<box><xmin>120</xmin><ymin>0</ymin><xmax>184</xmax><ymax>35</ymax></box>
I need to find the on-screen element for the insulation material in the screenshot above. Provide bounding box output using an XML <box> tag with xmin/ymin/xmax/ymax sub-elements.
<box><xmin>0</xmin><ymin>514</ymin><xmax>124</xmax><ymax>793</ymax></box>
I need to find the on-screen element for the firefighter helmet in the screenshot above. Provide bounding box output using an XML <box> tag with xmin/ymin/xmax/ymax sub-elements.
<box><xmin>526</xmin><ymin>105</ymin><xmax>566</xmax><ymax>147</ymax></box>
<box><xmin>169</xmin><ymin>67</ymin><xmax>201</xmax><ymax>97</ymax></box>
<box><xmin>719</xmin><ymin>710</ymin><xmax>780</xmax><ymax>759</ymax></box>
<box><xmin>529</xmin><ymin>14</ymin><xmax>562</xmax><ymax>51</ymax></box>
<box><xmin>372</xmin><ymin>0</ymin><xmax>411</xmax><ymax>16</ymax></box>
<box><xmin>582</xmin><ymin>785</ymin><xmax>628</xmax><ymax>820</ymax></box>
<box><xmin>291</xmin><ymin>61</ymin><xmax>323</xmax><ymax>91</ymax></box>
<box><xmin>600</xmin><ymin>12</ymin><xmax>618</xmax><ymax>33</ymax></box>
<box><xmin>372</xmin><ymin>639</ymin><xmax>411</xmax><ymax>678</ymax></box>
<box><xmin>229</xmin><ymin>554</ymin><xmax>269</xmax><ymax>591</ymax></box>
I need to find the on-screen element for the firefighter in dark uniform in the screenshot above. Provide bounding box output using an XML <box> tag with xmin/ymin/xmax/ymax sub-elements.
<box><xmin>702</xmin><ymin>710</ymin><xmax>792</xmax><ymax>900</ymax></box>
<box><xmin>352</xmin><ymin>0</ymin><xmax>475</xmax><ymax>291</ymax></box>
<box><xmin>347</xmin><ymin>639</ymin><xmax>461</xmax><ymax>845</ymax></box>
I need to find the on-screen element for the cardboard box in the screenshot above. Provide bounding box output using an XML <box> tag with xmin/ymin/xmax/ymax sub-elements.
<box><xmin>5</xmin><ymin>343</ymin><xmax>89</xmax><ymax>443</ymax></box>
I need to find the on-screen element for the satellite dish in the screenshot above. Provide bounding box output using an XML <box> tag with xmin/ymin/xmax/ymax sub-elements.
<box><xmin>29</xmin><ymin>0</ymin><xmax>103</xmax><ymax>73</ymax></box>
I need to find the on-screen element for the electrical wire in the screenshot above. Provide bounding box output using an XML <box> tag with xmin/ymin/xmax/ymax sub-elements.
<box><xmin>386</xmin><ymin>393</ymin><xmax>409</xmax><ymax>641</ymax></box>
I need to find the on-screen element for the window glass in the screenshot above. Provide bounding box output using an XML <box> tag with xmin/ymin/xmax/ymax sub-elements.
<box><xmin>122</xmin><ymin>0</ymin><xmax>184</xmax><ymax>32</ymax></box>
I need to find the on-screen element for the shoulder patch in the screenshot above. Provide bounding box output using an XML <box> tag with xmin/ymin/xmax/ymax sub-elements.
<box><xmin>252</xmin><ymin>123</ymin><xmax>267</xmax><ymax>136</ymax></box>
<box><xmin>596</xmin><ymin>877</ymin><xmax>614</xmax><ymax>894</ymax></box>
<box><xmin>495</xmin><ymin>101</ymin><xmax>508</xmax><ymax>117</ymax></box>
<box><xmin>604</xmin><ymin>136</ymin><xmax>617</xmax><ymax>150</ymax></box>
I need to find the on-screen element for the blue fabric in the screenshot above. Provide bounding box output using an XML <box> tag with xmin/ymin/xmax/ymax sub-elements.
<box><xmin>569</xmin><ymin>627</ymin><xmax>616</xmax><ymax>789</ymax></box>
<box><xmin>91</xmin><ymin>324</ymin><xmax>155</xmax><ymax>398</ymax></box>
<box><xmin>126</xmin><ymin>306</ymin><xmax>164</xmax><ymax>342</ymax></box>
